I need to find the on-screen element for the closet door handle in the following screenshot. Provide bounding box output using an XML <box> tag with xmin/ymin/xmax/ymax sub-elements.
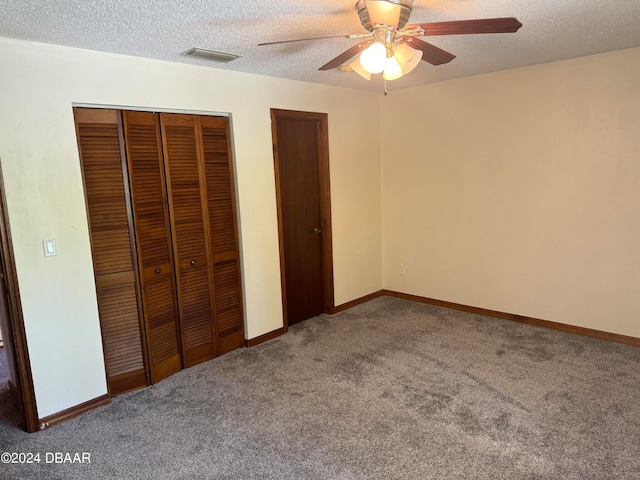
<box><xmin>155</xmin><ymin>268</ymin><xmax>162</xmax><ymax>274</ymax></box>
<box><xmin>190</xmin><ymin>260</ymin><xmax>197</xmax><ymax>266</ymax></box>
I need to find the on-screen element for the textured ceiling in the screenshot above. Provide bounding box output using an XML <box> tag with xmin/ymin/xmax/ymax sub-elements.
<box><xmin>1</xmin><ymin>0</ymin><xmax>640</xmax><ymax>92</ymax></box>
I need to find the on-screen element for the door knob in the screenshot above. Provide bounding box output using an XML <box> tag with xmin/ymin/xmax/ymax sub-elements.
<box><xmin>155</xmin><ymin>268</ymin><xmax>162</xmax><ymax>274</ymax></box>
<box><xmin>312</xmin><ymin>227</ymin><xmax>322</xmax><ymax>234</ymax></box>
<box><xmin>190</xmin><ymin>260</ymin><xmax>197</xmax><ymax>266</ymax></box>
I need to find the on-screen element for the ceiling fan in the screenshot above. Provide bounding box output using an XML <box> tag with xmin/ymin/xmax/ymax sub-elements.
<box><xmin>259</xmin><ymin>0</ymin><xmax>522</xmax><ymax>83</ymax></box>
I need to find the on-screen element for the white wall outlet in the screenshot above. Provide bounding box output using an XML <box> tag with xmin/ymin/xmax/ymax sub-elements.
<box><xmin>399</xmin><ymin>264</ymin><xmax>405</xmax><ymax>275</ymax></box>
<box><xmin>43</xmin><ymin>238</ymin><xmax>57</xmax><ymax>257</ymax></box>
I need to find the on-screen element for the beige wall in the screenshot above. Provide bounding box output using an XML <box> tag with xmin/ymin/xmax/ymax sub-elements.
<box><xmin>381</xmin><ymin>47</ymin><xmax>640</xmax><ymax>338</ymax></box>
<box><xmin>0</xmin><ymin>37</ymin><xmax>382</xmax><ymax>418</ymax></box>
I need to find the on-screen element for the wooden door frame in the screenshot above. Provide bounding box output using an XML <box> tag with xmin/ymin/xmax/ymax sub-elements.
<box><xmin>270</xmin><ymin>109</ymin><xmax>335</xmax><ymax>332</ymax></box>
<box><xmin>0</xmin><ymin>161</ymin><xmax>39</xmax><ymax>433</ymax></box>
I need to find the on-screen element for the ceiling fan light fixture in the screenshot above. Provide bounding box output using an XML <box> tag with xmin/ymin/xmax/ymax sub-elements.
<box><xmin>356</xmin><ymin>0</ymin><xmax>414</xmax><ymax>32</ymax></box>
<box><xmin>360</xmin><ymin>42</ymin><xmax>387</xmax><ymax>74</ymax></box>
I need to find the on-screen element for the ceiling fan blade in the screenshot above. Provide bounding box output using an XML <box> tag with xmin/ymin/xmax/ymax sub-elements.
<box><xmin>407</xmin><ymin>38</ymin><xmax>456</xmax><ymax>66</ymax></box>
<box><xmin>259</xmin><ymin>34</ymin><xmax>366</xmax><ymax>46</ymax></box>
<box><xmin>319</xmin><ymin>40</ymin><xmax>372</xmax><ymax>71</ymax></box>
<box><xmin>407</xmin><ymin>17</ymin><xmax>523</xmax><ymax>36</ymax></box>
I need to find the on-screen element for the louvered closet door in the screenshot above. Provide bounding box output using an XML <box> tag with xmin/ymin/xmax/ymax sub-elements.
<box><xmin>160</xmin><ymin>113</ymin><xmax>217</xmax><ymax>367</ymax></box>
<box><xmin>74</xmin><ymin>108</ymin><xmax>148</xmax><ymax>395</ymax></box>
<box><xmin>200</xmin><ymin>115</ymin><xmax>245</xmax><ymax>354</ymax></box>
<box><xmin>122</xmin><ymin>111</ymin><xmax>182</xmax><ymax>383</ymax></box>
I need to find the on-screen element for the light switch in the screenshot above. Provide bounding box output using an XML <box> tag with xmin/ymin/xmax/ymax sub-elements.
<box><xmin>43</xmin><ymin>238</ymin><xmax>57</xmax><ymax>257</ymax></box>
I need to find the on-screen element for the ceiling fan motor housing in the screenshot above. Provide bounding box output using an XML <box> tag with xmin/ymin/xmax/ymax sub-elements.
<box><xmin>356</xmin><ymin>0</ymin><xmax>414</xmax><ymax>32</ymax></box>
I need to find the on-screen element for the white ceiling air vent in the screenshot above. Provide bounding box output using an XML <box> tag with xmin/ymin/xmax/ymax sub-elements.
<box><xmin>181</xmin><ymin>47</ymin><xmax>240</xmax><ymax>63</ymax></box>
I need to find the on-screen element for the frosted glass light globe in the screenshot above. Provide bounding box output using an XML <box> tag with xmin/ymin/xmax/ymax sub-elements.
<box><xmin>394</xmin><ymin>44</ymin><xmax>423</xmax><ymax>74</ymax></box>
<box><xmin>383</xmin><ymin>55</ymin><xmax>403</xmax><ymax>80</ymax></box>
<box><xmin>360</xmin><ymin>43</ymin><xmax>387</xmax><ymax>74</ymax></box>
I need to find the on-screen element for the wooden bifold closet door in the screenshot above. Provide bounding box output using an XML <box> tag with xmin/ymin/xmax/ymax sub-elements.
<box><xmin>122</xmin><ymin>111</ymin><xmax>182</xmax><ymax>383</ymax></box>
<box><xmin>200</xmin><ymin>115</ymin><xmax>244</xmax><ymax>353</ymax></box>
<box><xmin>159</xmin><ymin>113</ymin><xmax>217</xmax><ymax>367</ymax></box>
<box><xmin>75</xmin><ymin>107</ymin><xmax>244</xmax><ymax>394</ymax></box>
<box><xmin>74</xmin><ymin>109</ymin><xmax>148</xmax><ymax>395</ymax></box>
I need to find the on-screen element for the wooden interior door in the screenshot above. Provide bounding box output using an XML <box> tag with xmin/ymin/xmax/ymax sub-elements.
<box><xmin>160</xmin><ymin>113</ymin><xmax>217</xmax><ymax>367</ymax></box>
<box><xmin>74</xmin><ymin>108</ymin><xmax>148</xmax><ymax>395</ymax></box>
<box><xmin>122</xmin><ymin>111</ymin><xmax>182</xmax><ymax>383</ymax></box>
<box><xmin>200</xmin><ymin>115</ymin><xmax>245</xmax><ymax>353</ymax></box>
<box><xmin>272</xmin><ymin>110</ymin><xmax>334</xmax><ymax>326</ymax></box>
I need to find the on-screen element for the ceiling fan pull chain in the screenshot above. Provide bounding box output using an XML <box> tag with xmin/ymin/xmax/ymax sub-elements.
<box><xmin>384</xmin><ymin>78</ymin><xmax>388</xmax><ymax>96</ymax></box>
